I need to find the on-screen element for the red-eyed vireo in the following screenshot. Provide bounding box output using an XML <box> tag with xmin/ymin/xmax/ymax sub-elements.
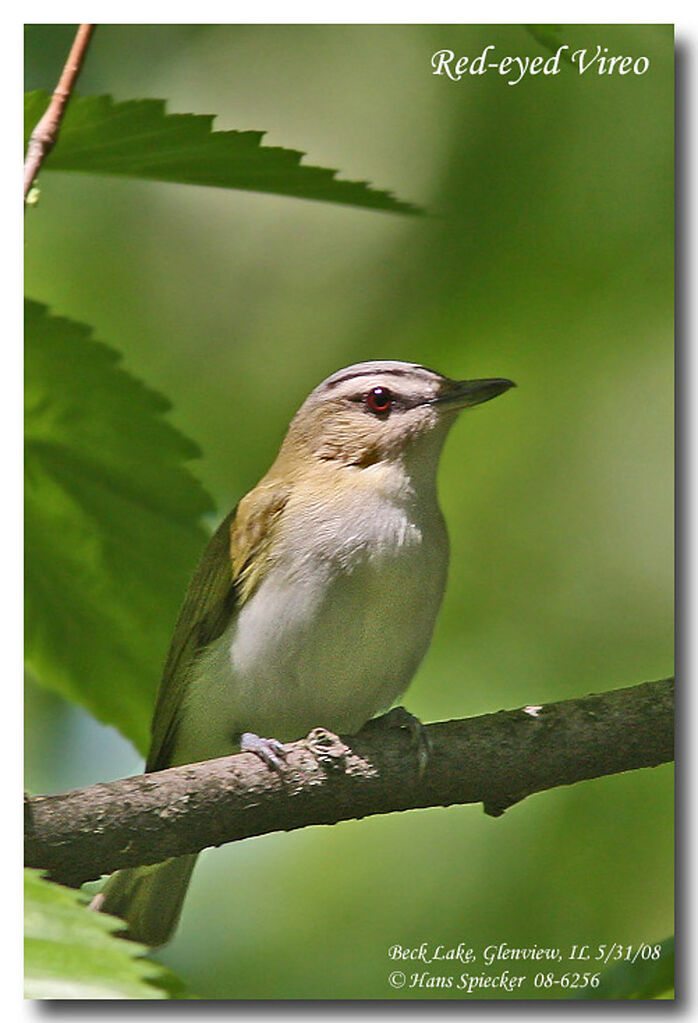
<box><xmin>90</xmin><ymin>360</ymin><xmax>514</xmax><ymax>945</ymax></box>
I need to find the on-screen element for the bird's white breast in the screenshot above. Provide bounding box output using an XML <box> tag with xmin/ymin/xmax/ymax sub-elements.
<box><xmin>174</xmin><ymin>464</ymin><xmax>448</xmax><ymax>764</ymax></box>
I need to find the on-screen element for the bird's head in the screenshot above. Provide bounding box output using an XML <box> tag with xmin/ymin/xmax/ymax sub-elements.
<box><xmin>278</xmin><ymin>360</ymin><xmax>515</xmax><ymax>474</ymax></box>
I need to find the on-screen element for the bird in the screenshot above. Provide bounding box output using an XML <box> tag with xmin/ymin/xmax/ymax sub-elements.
<box><xmin>89</xmin><ymin>360</ymin><xmax>514</xmax><ymax>946</ymax></box>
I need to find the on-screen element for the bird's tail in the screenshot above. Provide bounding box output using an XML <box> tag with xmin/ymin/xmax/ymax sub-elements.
<box><xmin>89</xmin><ymin>854</ymin><xmax>197</xmax><ymax>947</ymax></box>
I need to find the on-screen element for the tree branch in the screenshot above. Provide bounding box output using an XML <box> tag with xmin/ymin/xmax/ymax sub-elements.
<box><xmin>25</xmin><ymin>678</ymin><xmax>673</xmax><ymax>887</ymax></box>
<box><xmin>24</xmin><ymin>24</ymin><xmax>95</xmax><ymax>200</ymax></box>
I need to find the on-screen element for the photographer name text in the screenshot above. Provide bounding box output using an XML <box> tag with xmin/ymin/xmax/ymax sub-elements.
<box><xmin>431</xmin><ymin>45</ymin><xmax>650</xmax><ymax>86</ymax></box>
<box><xmin>386</xmin><ymin>940</ymin><xmax>664</xmax><ymax>995</ymax></box>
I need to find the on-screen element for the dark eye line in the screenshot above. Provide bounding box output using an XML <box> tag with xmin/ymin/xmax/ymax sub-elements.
<box><xmin>346</xmin><ymin>395</ymin><xmax>411</xmax><ymax>408</ymax></box>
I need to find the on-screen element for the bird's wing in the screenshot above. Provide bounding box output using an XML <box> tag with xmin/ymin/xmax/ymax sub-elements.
<box><xmin>146</xmin><ymin>485</ymin><xmax>289</xmax><ymax>772</ymax></box>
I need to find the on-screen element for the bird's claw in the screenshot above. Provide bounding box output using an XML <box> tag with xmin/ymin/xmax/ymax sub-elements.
<box><xmin>239</xmin><ymin>732</ymin><xmax>288</xmax><ymax>772</ymax></box>
<box><xmin>373</xmin><ymin>706</ymin><xmax>432</xmax><ymax>777</ymax></box>
<box><xmin>304</xmin><ymin>727</ymin><xmax>350</xmax><ymax>770</ymax></box>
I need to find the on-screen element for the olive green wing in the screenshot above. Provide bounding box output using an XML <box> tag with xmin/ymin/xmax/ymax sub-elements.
<box><xmin>145</xmin><ymin>508</ymin><xmax>238</xmax><ymax>772</ymax></box>
<box><xmin>145</xmin><ymin>486</ymin><xmax>288</xmax><ymax>772</ymax></box>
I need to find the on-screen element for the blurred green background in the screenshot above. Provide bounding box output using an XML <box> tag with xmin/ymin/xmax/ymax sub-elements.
<box><xmin>24</xmin><ymin>24</ymin><xmax>673</xmax><ymax>999</ymax></box>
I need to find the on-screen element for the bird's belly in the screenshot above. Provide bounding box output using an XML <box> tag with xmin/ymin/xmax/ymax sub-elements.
<box><xmin>175</xmin><ymin>539</ymin><xmax>446</xmax><ymax>764</ymax></box>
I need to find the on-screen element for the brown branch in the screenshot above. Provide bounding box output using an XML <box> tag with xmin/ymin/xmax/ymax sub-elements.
<box><xmin>24</xmin><ymin>678</ymin><xmax>673</xmax><ymax>887</ymax></box>
<box><xmin>23</xmin><ymin>24</ymin><xmax>95</xmax><ymax>200</ymax></box>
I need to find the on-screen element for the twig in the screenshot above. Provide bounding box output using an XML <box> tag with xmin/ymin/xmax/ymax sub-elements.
<box><xmin>24</xmin><ymin>678</ymin><xmax>673</xmax><ymax>887</ymax></box>
<box><xmin>23</xmin><ymin>24</ymin><xmax>95</xmax><ymax>200</ymax></box>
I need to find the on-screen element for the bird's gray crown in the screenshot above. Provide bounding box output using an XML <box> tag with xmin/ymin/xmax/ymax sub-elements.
<box><xmin>313</xmin><ymin>361</ymin><xmax>445</xmax><ymax>402</ymax></box>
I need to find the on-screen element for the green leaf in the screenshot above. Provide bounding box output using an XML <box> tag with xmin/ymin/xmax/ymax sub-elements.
<box><xmin>24</xmin><ymin>91</ymin><xmax>419</xmax><ymax>214</ymax></box>
<box><xmin>580</xmin><ymin>937</ymin><xmax>674</xmax><ymax>1000</ymax></box>
<box><xmin>25</xmin><ymin>300</ymin><xmax>213</xmax><ymax>753</ymax></box>
<box><xmin>24</xmin><ymin>869</ymin><xmax>181</xmax><ymax>998</ymax></box>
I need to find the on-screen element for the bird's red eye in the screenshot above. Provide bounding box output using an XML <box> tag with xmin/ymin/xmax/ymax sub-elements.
<box><xmin>366</xmin><ymin>386</ymin><xmax>392</xmax><ymax>415</ymax></box>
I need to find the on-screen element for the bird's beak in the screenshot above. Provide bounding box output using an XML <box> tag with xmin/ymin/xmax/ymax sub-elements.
<box><xmin>433</xmin><ymin>377</ymin><xmax>516</xmax><ymax>410</ymax></box>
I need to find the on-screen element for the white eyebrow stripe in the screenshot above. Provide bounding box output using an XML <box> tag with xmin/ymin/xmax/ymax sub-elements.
<box><xmin>322</xmin><ymin>365</ymin><xmax>440</xmax><ymax>391</ymax></box>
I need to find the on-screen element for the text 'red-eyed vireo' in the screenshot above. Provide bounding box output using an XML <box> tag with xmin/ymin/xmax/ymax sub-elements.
<box><xmin>90</xmin><ymin>360</ymin><xmax>514</xmax><ymax>945</ymax></box>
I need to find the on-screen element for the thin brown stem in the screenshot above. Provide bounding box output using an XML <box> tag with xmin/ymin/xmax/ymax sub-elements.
<box><xmin>24</xmin><ymin>24</ymin><xmax>95</xmax><ymax>200</ymax></box>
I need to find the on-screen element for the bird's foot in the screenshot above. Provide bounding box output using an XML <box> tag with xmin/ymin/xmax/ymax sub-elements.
<box><xmin>304</xmin><ymin>726</ymin><xmax>350</xmax><ymax>770</ymax></box>
<box><xmin>370</xmin><ymin>706</ymin><xmax>432</xmax><ymax>777</ymax></box>
<box><xmin>239</xmin><ymin>732</ymin><xmax>287</xmax><ymax>772</ymax></box>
